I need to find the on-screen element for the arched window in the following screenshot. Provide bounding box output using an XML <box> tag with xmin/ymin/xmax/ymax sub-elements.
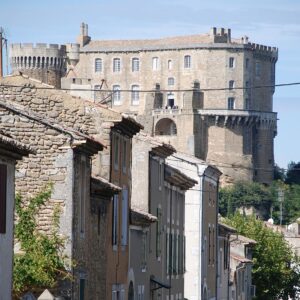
<box><xmin>132</xmin><ymin>58</ymin><xmax>139</xmax><ymax>72</ymax></box>
<box><xmin>168</xmin><ymin>59</ymin><xmax>172</xmax><ymax>70</ymax></box>
<box><xmin>24</xmin><ymin>57</ymin><xmax>27</xmax><ymax>68</ymax></box>
<box><xmin>95</xmin><ymin>58</ymin><xmax>102</xmax><ymax>72</ymax></box>
<box><xmin>131</xmin><ymin>85</ymin><xmax>140</xmax><ymax>105</ymax></box>
<box><xmin>28</xmin><ymin>57</ymin><xmax>31</xmax><ymax>68</ymax></box>
<box><xmin>128</xmin><ymin>281</ymin><xmax>134</xmax><ymax>300</ymax></box>
<box><xmin>113</xmin><ymin>58</ymin><xmax>121</xmax><ymax>72</ymax></box>
<box><xmin>184</xmin><ymin>55</ymin><xmax>191</xmax><ymax>69</ymax></box>
<box><xmin>155</xmin><ymin>118</ymin><xmax>177</xmax><ymax>136</ymax></box>
<box><xmin>168</xmin><ymin>77</ymin><xmax>175</xmax><ymax>86</ymax></box>
<box><xmin>152</xmin><ymin>57</ymin><xmax>159</xmax><ymax>71</ymax></box>
<box><xmin>112</xmin><ymin>85</ymin><xmax>121</xmax><ymax>105</ymax></box>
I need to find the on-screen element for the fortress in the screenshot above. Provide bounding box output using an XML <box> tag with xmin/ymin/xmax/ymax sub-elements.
<box><xmin>9</xmin><ymin>23</ymin><xmax>278</xmax><ymax>185</ymax></box>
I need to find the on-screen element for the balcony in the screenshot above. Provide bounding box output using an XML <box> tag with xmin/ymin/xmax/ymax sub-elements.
<box><xmin>152</xmin><ymin>107</ymin><xmax>181</xmax><ymax>116</ymax></box>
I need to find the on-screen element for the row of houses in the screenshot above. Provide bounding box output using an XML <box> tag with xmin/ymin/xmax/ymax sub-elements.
<box><xmin>0</xmin><ymin>74</ymin><xmax>256</xmax><ymax>300</ymax></box>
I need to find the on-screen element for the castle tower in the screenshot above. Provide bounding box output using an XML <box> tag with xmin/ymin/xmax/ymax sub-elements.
<box><xmin>9</xmin><ymin>43</ymin><xmax>66</xmax><ymax>88</ymax></box>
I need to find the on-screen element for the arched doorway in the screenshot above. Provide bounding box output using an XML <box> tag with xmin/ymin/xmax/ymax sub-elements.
<box><xmin>128</xmin><ymin>281</ymin><xmax>134</xmax><ymax>300</ymax></box>
<box><xmin>155</xmin><ymin>118</ymin><xmax>177</xmax><ymax>136</ymax></box>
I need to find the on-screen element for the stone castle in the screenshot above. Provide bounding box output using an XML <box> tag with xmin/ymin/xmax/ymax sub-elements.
<box><xmin>9</xmin><ymin>23</ymin><xmax>278</xmax><ymax>185</ymax></box>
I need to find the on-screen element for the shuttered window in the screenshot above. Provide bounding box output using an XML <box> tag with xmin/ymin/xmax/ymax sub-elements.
<box><xmin>0</xmin><ymin>164</ymin><xmax>7</xmax><ymax>234</ymax></box>
<box><xmin>156</xmin><ymin>207</ymin><xmax>162</xmax><ymax>257</ymax></box>
<box><xmin>121</xmin><ymin>188</ymin><xmax>128</xmax><ymax>246</ymax></box>
<box><xmin>112</xmin><ymin>194</ymin><xmax>119</xmax><ymax>247</ymax></box>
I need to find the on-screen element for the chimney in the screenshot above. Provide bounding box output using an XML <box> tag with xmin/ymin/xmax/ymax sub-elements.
<box><xmin>77</xmin><ymin>22</ymin><xmax>91</xmax><ymax>47</ymax></box>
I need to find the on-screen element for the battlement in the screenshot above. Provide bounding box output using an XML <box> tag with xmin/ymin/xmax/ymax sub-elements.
<box><xmin>248</xmin><ymin>42</ymin><xmax>278</xmax><ymax>58</ymax></box>
<box><xmin>10</xmin><ymin>43</ymin><xmax>66</xmax><ymax>51</ymax></box>
<box><xmin>210</xmin><ymin>27</ymin><xmax>231</xmax><ymax>43</ymax></box>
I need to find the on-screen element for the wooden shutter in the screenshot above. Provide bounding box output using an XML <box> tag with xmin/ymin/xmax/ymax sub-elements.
<box><xmin>0</xmin><ymin>164</ymin><xmax>7</xmax><ymax>234</ymax></box>
<box><xmin>121</xmin><ymin>188</ymin><xmax>128</xmax><ymax>246</ymax></box>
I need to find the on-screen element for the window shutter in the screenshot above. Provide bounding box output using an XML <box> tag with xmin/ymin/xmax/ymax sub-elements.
<box><xmin>112</xmin><ymin>195</ymin><xmax>119</xmax><ymax>246</ymax></box>
<box><xmin>121</xmin><ymin>188</ymin><xmax>128</xmax><ymax>246</ymax></box>
<box><xmin>0</xmin><ymin>164</ymin><xmax>7</xmax><ymax>234</ymax></box>
<box><xmin>156</xmin><ymin>207</ymin><xmax>162</xmax><ymax>257</ymax></box>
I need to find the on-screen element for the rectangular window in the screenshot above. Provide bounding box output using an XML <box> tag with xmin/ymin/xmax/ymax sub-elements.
<box><xmin>141</xmin><ymin>232</ymin><xmax>147</xmax><ymax>270</ymax></box>
<box><xmin>184</xmin><ymin>55</ymin><xmax>191</xmax><ymax>69</ymax></box>
<box><xmin>113</xmin><ymin>58</ymin><xmax>121</xmax><ymax>72</ymax></box>
<box><xmin>95</xmin><ymin>58</ymin><xmax>102</xmax><ymax>72</ymax></box>
<box><xmin>229</xmin><ymin>57</ymin><xmax>235</xmax><ymax>68</ymax></box>
<box><xmin>121</xmin><ymin>188</ymin><xmax>128</xmax><ymax>246</ymax></box>
<box><xmin>255</xmin><ymin>61</ymin><xmax>261</xmax><ymax>77</ymax></box>
<box><xmin>131</xmin><ymin>85</ymin><xmax>140</xmax><ymax>105</ymax></box>
<box><xmin>122</xmin><ymin>139</ymin><xmax>127</xmax><ymax>174</ymax></box>
<box><xmin>79</xmin><ymin>278</ymin><xmax>85</xmax><ymax>300</ymax></box>
<box><xmin>168</xmin><ymin>77</ymin><xmax>175</xmax><ymax>86</ymax></box>
<box><xmin>245</xmin><ymin>98</ymin><xmax>250</xmax><ymax>110</ymax></box>
<box><xmin>208</xmin><ymin>226</ymin><xmax>211</xmax><ymax>265</ymax></box>
<box><xmin>0</xmin><ymin>164</ymin><xmax>7</xmax><ymax>234</ymax></box>
<box><xmin>114</xmin><ymin>134</ymin><xmax>119</xmax><ymax>170</ymax></box>
<box><xmin>229</xmin><ymin>80</ymin><xmax>235</xmax><ymax>90</ymax></box>
<box><xmin>228</xmin><ymin>97</ymin><xmax>235</xmax><ymax>110</ymax></box>
<box><xmin>132</xmin><ymin>58</ymin><xmax>140</xmax><ymax>72</ymax></box>
<box><xmin>79</xmin><ymin>157</ymin><xmax>87</xmax><ymax>235</ymax></box>
<box><xmin>112</xmin><ymin>85</ymin><xmax>121</xmax><ymax>105</ymax></box>
<box><xmin>152</xmin><ymin>57</ymin><xmax>159</xmax><ymax>71</ymax></box>
<box><xmin>112</xmin><ymin>194</ymin><xmax>119</xmax><ymax>247</ymax></box>
<box><xmin>168</xmin><ymin>60</ymin><xmax>172</xmax><ymax>70</ymax></box>
<box><xmin>212</xmin><ymin>226</ymin><xmax>215</xmax><ymax>264</ymax></box>
<box><xmin>156</xmin><ymin>207</ymin><xmax>162</xmax><ymax>257</ymax></box>
<box><xmin>246</xmin><ymin>58</ymin><xmax>249</xmax><ymax>69</ymax></box>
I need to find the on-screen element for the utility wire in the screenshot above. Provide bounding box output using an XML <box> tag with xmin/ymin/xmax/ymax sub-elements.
<box><xmin>0</xmin><ymin>81</ymin><xmax>300</xmax><ymax>93</ymax></box>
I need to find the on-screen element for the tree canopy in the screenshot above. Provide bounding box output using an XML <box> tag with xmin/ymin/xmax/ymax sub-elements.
<box><xmin>225</xmin><ymin>214</ymin><xmax>300</xmax><ymax>300</ymax></box>
<box><xmin>286</xmin><ymin>161</ymin><xmax>300</xmax><ymax>185</ymax></box>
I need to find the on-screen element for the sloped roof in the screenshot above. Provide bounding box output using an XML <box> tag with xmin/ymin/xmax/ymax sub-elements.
<box><xmin>130</xmin><ymin>208</ymin><xmax>157</xmax><ymax>226</ymax></box>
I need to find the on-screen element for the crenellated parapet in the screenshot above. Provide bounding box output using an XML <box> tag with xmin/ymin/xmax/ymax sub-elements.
<box><xmin>198</xmin><ymin>109</ymin><xmax>277</xmax><ymax>130</ymax></box>
<box><xmin>9</xmin><ymin>43</ymin><xmax>66</xmax><ymax>71</ymax></box>
<box><xmin>246</xmin><ymin>42</ymin><xmax>278</xmax><ymax>62</ymax></box>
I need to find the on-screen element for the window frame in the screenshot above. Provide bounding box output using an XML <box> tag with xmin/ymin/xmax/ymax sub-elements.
<box><xmin>112</xmin><ymin>85</ymin><xmax>121</xmax><ymax>105</ymax></box>
<box><xmin>228</xmin><ymin>97</ymin><xmax>235</xmax><ymax>110</ymax></box>
<box><xmin>184</xmin><ymin>55</ymin><xmax>191</xmax><ymax>69</ymax></box>
<box><xmin>113</xmin><ymin>58</ymin><xmax>121</xmax><ymax>73</ymax></box>
<box><xmin>152</xmin><ymin>57</ymin><xmax>159</xmax><ymax>71</ymax></box>
<box><xmin>131</xmin><ymin>85</ymin><xmax>140</xmax><ymax>105</ymax></box>
<box><xmin>229</xmin><ymin>57</ymin><xmax>235</xmax><ymax>68</ymax></box>
<box><xmin>95</xmin><ymin>58</ymin><xmax>102</xmax><ymax>73</ymax></box>
<box><xmin>112</xmin><ymin>194</ymin><xmax>119</xmax><ymax>248</ymax></box>
<box><xmin>168</xmin><ymin>77</ymin><xmax>175</xmax><ymax>86</ymax></box>
<box><xmin>132</xmin><ymin>57</ymin><xmax>140</xmax><ymax>72</ymax></box>
<box><xmin>229</xmin><ymin>80</ymin><xmax>235</xmax><ymax>90</ymax></box>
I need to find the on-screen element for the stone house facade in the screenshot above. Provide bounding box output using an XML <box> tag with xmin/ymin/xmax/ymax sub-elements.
<box><xmin>8</xmin><ymin>23</ymin><xmax>278</xmax><ymax>185</ymax></box>
<box><xmin>0</xmin><ymin>74</ymin><xmax>143</xmax><ymax>299</ymax></box>
<box><xmin>166</xmin><ymin>153</ymin><xmax>221</xmax><ymax>300</ymax></box>
<box><xmin>0</xmin><ymin>96</ymin><xmax>104</xmax><ymax>298</ymax></box>
<box><xmin>0</xmin><ymin>133</ymin><xmax>31</xmax><ymax>300</ymax></box>
<box><xmin>130</xmin><ymin>133</ymin><xmax>197</xmax><ymax>300</ymax></box>
<box><xmin>230</xmin><ymin>235</ymin><xmax>256</xmax><ymax>300</ymax></box>
<box><xmin>217</xmin><ymin>222</ymin><xmax>237</xmax><ymax>300</ymax></box>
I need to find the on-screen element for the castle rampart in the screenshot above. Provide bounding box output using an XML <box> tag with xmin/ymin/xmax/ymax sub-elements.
<box><xmin>9</xmin><ymin>43</ymin><xmax>66</xmax><ymax>88</ymax></box>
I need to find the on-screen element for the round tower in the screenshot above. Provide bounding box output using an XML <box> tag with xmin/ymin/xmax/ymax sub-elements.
<box><xmin>9</xmin><ymin>43</ymin><xmax>66</xmax><ymax>88</ymax></box>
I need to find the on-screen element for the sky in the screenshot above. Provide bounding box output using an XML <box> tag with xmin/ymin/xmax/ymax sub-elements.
<box><xmin>1</xmin><ymin>0</ymin><xmax>299</xmax><ymax>169</ymax></box>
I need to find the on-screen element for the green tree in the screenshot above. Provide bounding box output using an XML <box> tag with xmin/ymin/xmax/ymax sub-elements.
<box><xmin>285</xmin><ymin>161</ymin><xmax>300</xmax><ymax>185</ymax></box>
<box><xmin>225</xmin><ymin>214</ymin><xmax>300</xmax><ymax>300</ymax></box>
<box><xmin>13</xmin><ymin>185</ymin><xmax>71</xmax><ymax>297</ymax></box>
<box><xmin>219</xmin><ymin>181</ymin><xmax>274</xmax><ymax>217</ymax></box>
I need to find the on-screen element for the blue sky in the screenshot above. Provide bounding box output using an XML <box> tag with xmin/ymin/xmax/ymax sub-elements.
<box><xmin>1</xmin><ymin>0</ymin><xmax>300</xmax><ymax>168</ymax></box>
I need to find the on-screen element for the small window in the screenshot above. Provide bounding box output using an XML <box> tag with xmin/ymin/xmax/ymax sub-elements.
<box><xmin>113</xmin><ymin>58</ymin><xmax>121</xmax><ymax>72</ymax></box>
<box><xmin>131</xmin><ymin>85</ymin><xmax>140</xmax><ymax>105</ymax></box>
<box><xmin>245</xmin><ymin>98</ymin><xmax>250</xmax><ymax>110</ymax></box>
<box><xmin>229</xmin><ymin>80</ymin><xmax>235</xmax><ymax>90</ymax></box>
<box><xmin>112</xmin><ymin>194</ymin><xmax>119</xmax><ymax>247</ymax></box>
<box><xmin>228</xmin><ymin>97</ymin><xmax>235</xmax><ymax>110</ymax></box>
<box><xmin>132</xmin><ymin>58</ymin><xmax>139</xmax><ymax>72</ymax></box>
<box><xmin>121</xmin><ymin>188</ymin><xmax>128</xmax><ymax>246</ymax></box>
<box><xmin>168</xmin><ymin>77</ymin><xmax>175</xmax><ymax>86</ymax></box>
<box><xmin>114</xmin><ymin>134</ymin><xmax>119</xmax><ymax>170</ymax></box>
<box><xmin>246</xmin><ymin>58</ymin><xmax>250</xmax><ymax>69</ymax></box>
<box><xmin>156</xmin><ymin>207</ymin><xmax>162</xmax><ymax>257</ymax></box>
<box><xmin>122</xmin><ymin>139</ymin><xmax>127</xmax><ymax>174</ymax></box>
<box><xmin>112</xmin><ymin>85</ymin><xmax>121</xmax><ymax>105</ymax></box>
<box><xmin>152</xmin><ymin>57</ymin><xmax>159</xmax><ymax>70</ymax></box>
<box><xmin>229</xmin><ymin>57</ymin><xmax>235</xmax><ymax>68</ymax></box>
<box><xmin>79</xmin><ymin>278</ymin><xmax>85</xmax><ymax>300</ymax></box>
<box><xmin>255</xmin><ymin>61</ymin><xmax>261</xmax><ymax>77</ymax></box>
<box><xmin>184</xmin><ymin>55</ymin><xmax>191</xmax><ymax>69</ymax></box>
<box><xmin>168</xmin><ymin>59</ymin><xmax>172</xmax><ymax>70</ymax></box>
<box><xmin>95</xmin><ymin>58</ymin><xmax>102</xmax><ymax>72</ymax></box>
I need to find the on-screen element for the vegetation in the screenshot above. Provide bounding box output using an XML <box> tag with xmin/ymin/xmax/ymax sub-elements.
<box><xmin>219</xmin><ymin>180</ymin><xmax>300</xmax><ymax>225</ymax></box>
<box><xmin>225</xmin><ymin>213</ymin><xmax>300</xmax><ymax>300</ymax></box>
<box><xmin>286</xmin><ymin>161</ymin><xmax>300</xmax><ymax>185</ymax></box>
<box><xmin>13</xmin><ymin>185</ymin><xmax>70</xmax><ymax>297</ymax></box>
